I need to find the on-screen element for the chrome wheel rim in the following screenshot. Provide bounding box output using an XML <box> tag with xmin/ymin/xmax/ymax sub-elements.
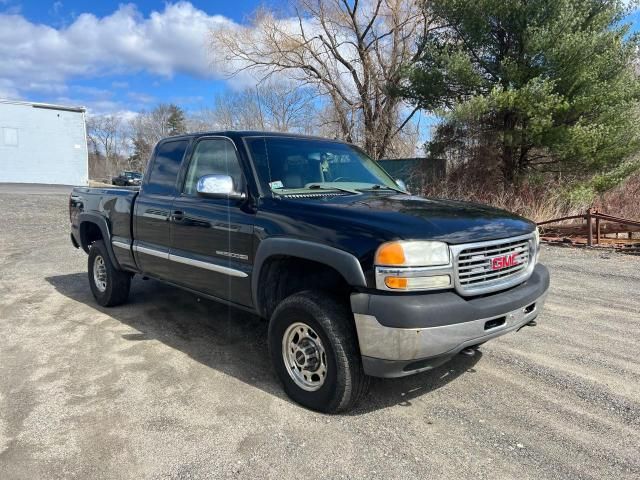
<box><xmin>93</xmin><ymin>255</ymin><xmax>107</xmax><ymax>292</ymax></box>
<box><xmin>282</xmin><ymin>322</ymin><xmax>327</xmax><ymax>391</ymax></box>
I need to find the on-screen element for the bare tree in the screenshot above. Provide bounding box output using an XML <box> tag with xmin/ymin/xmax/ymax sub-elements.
<box><xmin>256</xmin><ymin>81</ymin><xmax>317</xmax><ymax>133</ymax></box>
<box><xmin>200</xmin><ymin>81</ymin><xmax>318</xmax><ymax>133</ymax></box>
<box><xmin>131</xmin><ymin>104</ymin><xmax>186</xmax><ymax>145</ymax></box>
<box><xmin>86</xmin><ymin>115</ymin><xmax>124</xmax><ymax>160</ymax></box>
<box><xmin>86</xmin><ymin>114</ymin><xmax>129</xmax><ymax>179</ymax></box>
<box><xmin>186</xmin><ymin>108</ymin><xmax>218</xmax><ymax>132</ymax></box>
<box><xmin>211</xmin><ymin>0</ymin><xmax>431</xmax><ymax>159</ymax></box>
<box><xmin>212</xmin><ymin>90</ymin><xmax>265</xmax><ymax>130</ymax></box>
<box><xmin>127</xmin><ymin>104</ymin><xmax>188</xmax><ymax>171</ymax></box>
<box><xmin>385</xmin><ymin>109</ymin><xmax>421</xmax><ymax>158</ymax></box>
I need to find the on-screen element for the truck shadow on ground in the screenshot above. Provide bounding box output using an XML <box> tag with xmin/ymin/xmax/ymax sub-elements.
<box><xmin>46</xmin><ymin>273</ymin><xmax>481</xmax><ymax>415</ymax></box>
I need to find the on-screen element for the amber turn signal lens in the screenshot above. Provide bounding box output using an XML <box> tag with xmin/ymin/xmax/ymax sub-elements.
<box><xmin>375</xmin><ymin>242</ymin><xmax>405</xmax><ymax>266</ymax></box>
<box><xmin>384</xmin><ymin>276</ymin><xmax>408</xmax><ymax>289</ymax></box>
<box><xmin>384</xmin><ymin>275</ymin><xmax>451</xmax><ymax>290</ymax></box>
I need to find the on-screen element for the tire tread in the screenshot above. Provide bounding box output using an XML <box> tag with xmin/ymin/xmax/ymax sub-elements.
<box><xmin>269</xmin><ymin>290</ymin><xmax>369</xmax><ymax>413</ymax></box>
<box><xmin>88</xmin><ymin>240</ymin><xmax>131</xmax><ymax>307</ymax></box>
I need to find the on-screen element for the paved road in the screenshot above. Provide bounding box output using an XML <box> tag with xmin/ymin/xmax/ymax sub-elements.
<box><xmin>0</xmin><ymin>185</ymin><xmax>638</xmax><ymax>479</ymax></box>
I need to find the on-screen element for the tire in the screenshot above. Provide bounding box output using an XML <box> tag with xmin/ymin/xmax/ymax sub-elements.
<box><xmin>268</xmin><ymin>290</ymin><xmax>370</xmax><ymax>413</ymax></box>
<box><xmin>88</xmin><ymin>240</ymin><xmax>131</xmax><ymax>307</ymax></box>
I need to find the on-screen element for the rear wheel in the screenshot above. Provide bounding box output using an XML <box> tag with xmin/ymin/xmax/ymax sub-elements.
<box><xmin>88</xmin><ymin>240</ymin><xmax>131</xmax><ymax>307</ymax></box>
<box><xmin>268</xmin><ymin>290</ymin><xmax>370</xmax><ymax>413</ymax></box>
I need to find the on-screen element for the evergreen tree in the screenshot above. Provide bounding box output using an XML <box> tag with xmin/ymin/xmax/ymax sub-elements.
<box><xmin>129</xmin><ymin>135</ymin><xmax>152</xmax><ymax>171</ymax></box>
<box><xmin>167</xmin><ymin>104</ymin><xmax>186</xmax><ymax>135</ymax></box>
<box><xmin>404</xmin><ymin>0</ymin><xmax>640</xmax><ymax>184</ymax></box>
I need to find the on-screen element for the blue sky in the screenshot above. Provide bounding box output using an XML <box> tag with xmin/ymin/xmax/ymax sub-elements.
<box><xmin>5</xmin><ymin>0</ymin><xmax>260</xmax><ymax>22</ymax></box>
<box><xmin>0</xmin><ymin>1</ymin><xmax>276</xmax><ymax>114</ymax></box>
<box><xmin>1</xmin><ymin>1</ymin><xmax>639</xmax><ymax>117</ymax></box>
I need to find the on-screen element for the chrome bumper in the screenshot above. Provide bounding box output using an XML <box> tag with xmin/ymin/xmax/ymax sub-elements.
<box><xmin>354</xmin><ymin>291</ymin><xmax>547</xmax><ymax>375</ymax></box>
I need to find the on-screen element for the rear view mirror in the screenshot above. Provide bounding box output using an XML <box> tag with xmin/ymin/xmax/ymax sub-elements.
<box><xmin>196</xmin><ymin>174</ymin><xmax>245</xmax><ymax>200</ymax></box>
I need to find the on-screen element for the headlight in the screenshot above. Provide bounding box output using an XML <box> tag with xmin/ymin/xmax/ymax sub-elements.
<box><xmin>375</xmin><ymin>241</ymin><xmax>450</xmax><ymax>267</ymax></box>
<box><xmin>374</xmin><ymin>241</ymin><xmax>453</xmax><ymax>291</ymax></box>
<box><xmin>533</xmin><ymin>227</ymin><xmax>541</xmax><ymax>264</ymax></box>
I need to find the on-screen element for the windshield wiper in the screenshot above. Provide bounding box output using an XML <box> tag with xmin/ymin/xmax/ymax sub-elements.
<box><xmin>356</xmin><ymin>184</ymin><xmax>407</xmax><ymax>194</ymax></box>
<box><xmin>307</xmin><ymin>184</ymin><xmax>359</xmax><ymax>194</ymax></box>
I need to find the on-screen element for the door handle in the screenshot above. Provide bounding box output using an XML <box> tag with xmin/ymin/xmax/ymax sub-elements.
<box><xmin>171</xmin><ymin>210</ymin><xmax>184</xmax><ymax>222</ymax></box>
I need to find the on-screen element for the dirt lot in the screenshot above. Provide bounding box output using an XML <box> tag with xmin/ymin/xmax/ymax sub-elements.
<box><xmin>0</xmin><ymin>184</ymin><xmax>638</xmax><ymax>479</ymax></box>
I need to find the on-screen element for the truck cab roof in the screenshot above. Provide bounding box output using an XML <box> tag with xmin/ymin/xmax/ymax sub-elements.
<box><xmin>158</xmin><ymin>130</ymin><xmax>347</xmax><ymax>144</ymax></box>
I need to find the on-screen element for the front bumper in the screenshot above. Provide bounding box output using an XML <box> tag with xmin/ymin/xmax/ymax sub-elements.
<box><xmin>351</xmin><ymin>264</ymin><xmax>550</xmax><ymax>377</ymax></box>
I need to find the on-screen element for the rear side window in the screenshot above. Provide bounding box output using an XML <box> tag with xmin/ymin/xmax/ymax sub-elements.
<box><xmin>145</xmin><ymin>140</ymin><xmax>189</xmax><ymax>195</ymax></box>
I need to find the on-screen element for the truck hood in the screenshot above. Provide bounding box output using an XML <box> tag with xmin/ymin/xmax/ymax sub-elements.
<box><xmin>273</xmin><ymin>192</ymin><xmax>536</xmax><ymax>244</ymax></box>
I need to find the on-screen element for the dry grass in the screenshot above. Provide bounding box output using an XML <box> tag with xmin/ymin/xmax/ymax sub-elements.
<box><xmin>598</xmin><ymin>170</ymin><xmax>640</xmax><ymax>220</ymax></box>
<box><xmin>421</xmin><ymin>177</ymin><xmax>580</xmax><ymax>222</ymax></box>
<box><xmin>88</xmin><ymin>180</ymin><xmax>115</xmax><ymax>188</ymax></box>
<box><xmin>420</xmin><ymin>165</ymin><xmax>640</xmax><ymax>223</ymax></box>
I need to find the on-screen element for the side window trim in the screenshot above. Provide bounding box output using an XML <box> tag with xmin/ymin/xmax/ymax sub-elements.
<box><xmin>140</xmin><ymin>143</ymin><xmax>158</xmax><ymax>190</ymax></box>
<box><xmin>179</xmin><ymin>136</ymin><xmax>245</xmax><ymax>196</ymax></box>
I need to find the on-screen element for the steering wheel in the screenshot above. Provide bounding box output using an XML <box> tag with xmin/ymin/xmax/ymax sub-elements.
<box><xmin>332</xmin><ymin>177</ymin><xmax>352</xmax><ymax>182</ymax></box>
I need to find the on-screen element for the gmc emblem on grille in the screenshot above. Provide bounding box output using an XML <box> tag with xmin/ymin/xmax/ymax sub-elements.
<box><xmin>491</xmin><ymin>252</ymin><xmax>520</xmax><ymax>270</ymax></box>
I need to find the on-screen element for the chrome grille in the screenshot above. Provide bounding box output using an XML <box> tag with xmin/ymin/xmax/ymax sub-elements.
<box><xmin>454</xmin><ymin>235</ymin><xmax>534</xmax><ymax>295</ymax></box>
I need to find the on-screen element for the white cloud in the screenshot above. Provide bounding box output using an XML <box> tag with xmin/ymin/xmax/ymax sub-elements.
<box><xmin>0</xmin><ymin>78</ymin><xmax>20</xmax><ymax>99</ymax></box>
<box><xmin>0</xmin><ymin>2</ymin><xmax>236</xmax><ymax>100</ymax></box>
<box><xmin>0</xmin><ymin>0</ymin><xmax>21</xmax><ymax>16</ymax></box>
<box><xmin>127</xmin><ymin>91</ymin><xmax>157</xmax><ymax>104</ymax></box>
<box><xmin>51</xmin><ymin>1</ymin><xmax>63</xmax><ymax>16</ymax></box>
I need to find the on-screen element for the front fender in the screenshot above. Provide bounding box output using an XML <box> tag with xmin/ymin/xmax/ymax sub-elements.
<box><xmin>252</xmin><ymin>238</ymin><xmax>367</xmax><ymax>316</ymax></box>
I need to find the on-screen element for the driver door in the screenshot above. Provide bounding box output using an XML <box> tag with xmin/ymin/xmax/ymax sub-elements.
<box><xmin>169</xmin><ymin>137</ymin><xmax>254</xmax><ymax>307</ymax></box>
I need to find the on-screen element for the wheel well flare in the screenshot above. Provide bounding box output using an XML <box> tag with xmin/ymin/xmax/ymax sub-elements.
<box><xmin>79</xmin><ymin>221</ymin><xmax>104</xmax><ymax>253</ymax></box>
<box><xmin>258</xmin><ymin>256</ymin><xmax>351</xmax><ymax>319</ymax></box>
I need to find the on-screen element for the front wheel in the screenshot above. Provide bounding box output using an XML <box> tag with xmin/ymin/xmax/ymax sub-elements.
<box><xmin>88</xmin><ymin>240</ymin><xmax>131</xmax><ymax>307</ymax></box>
<box><xmin>268</xmin><ymin>291</ymin><xmax>370</xmax><ymax>413</ymax></box>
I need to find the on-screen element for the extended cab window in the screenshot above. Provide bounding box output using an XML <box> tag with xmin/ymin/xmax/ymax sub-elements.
<box><xmin>146</xmin><ymin>140</ymin><xmax>189</xmax><ymax>195</ymax></box>
<box><xmin>183</xmin><ymin>138</ymin><xmax>245</xmax><ymax>195</ymax></box>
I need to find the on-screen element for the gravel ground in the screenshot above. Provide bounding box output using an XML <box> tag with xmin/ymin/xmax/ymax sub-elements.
<box><xmin>0</xmin><ymin>184</ymin><xmax>638</xmax><ymax>480</ymax></box>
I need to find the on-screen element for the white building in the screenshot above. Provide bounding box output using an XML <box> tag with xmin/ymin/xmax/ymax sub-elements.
<box><xmin>0</xmin><ymin>99</ymin><xmax>88</xmax><ymax>185</ymax></box>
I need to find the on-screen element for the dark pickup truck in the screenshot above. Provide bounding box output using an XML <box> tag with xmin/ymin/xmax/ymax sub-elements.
<box><xmin>70</xmin><ymin>131</ymin><xmax>549</xmax><ymax>412</ymax></box>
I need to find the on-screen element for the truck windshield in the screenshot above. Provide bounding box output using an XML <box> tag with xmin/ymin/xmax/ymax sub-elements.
<box><xmin>245</xmin><ymin>137</ymin><xmax>402</xmax><ymax>194</ymax></box>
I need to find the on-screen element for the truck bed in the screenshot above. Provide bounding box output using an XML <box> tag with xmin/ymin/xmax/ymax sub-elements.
<box><xmin>70</xmin><ymin>186</ymin><xmax>139</xmax><ymax>252</ymax></box>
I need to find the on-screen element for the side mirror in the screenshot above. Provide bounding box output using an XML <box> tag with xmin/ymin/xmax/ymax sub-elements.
<box><xmin>196</xmin><ymin>174</ymin><xmax>245</xmax><ymax>200</ymax></box>
<box><xmin>395</xmin><ymin>178</ymin><xmax>408</xmax><ymax>192</ymax></box>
